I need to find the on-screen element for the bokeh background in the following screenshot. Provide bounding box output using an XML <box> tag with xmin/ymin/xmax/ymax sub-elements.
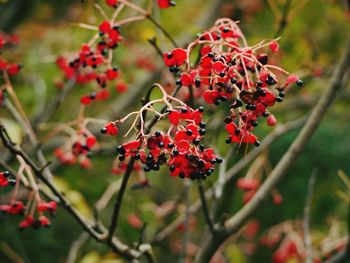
<box><xmin>0</xmin><ymin>0</ymin><xmax>349</xmax><ymax>262</ymax></box>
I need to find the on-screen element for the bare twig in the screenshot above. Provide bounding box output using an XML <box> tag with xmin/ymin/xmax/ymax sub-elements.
<box><xmin>146</xmin><ymin>15</ymin><xmax>178</xmax><ymax>48</ymax></box>
<box><xmin>275</xmin><ymin>0</ymin><xmax>293</xmax><ymax>38</ymax></box>
<box><xmin>180</xmin><ymin>180</ymin><xmax>191</xmax><ymax>263</ymax></box>
<box><xmin>0</xmin><ymin>242</ymin><xmax>25</xmax><ymax>263</ymax></box>
<box><xmin>303</xmin><ymin>168</ymin><xmax>318</xmax><ymax>263</ymax></box>
<box><xmin>32</xmin><ymin>78</ymin><xmax>76</xmax><ymax>126</ymax></box>
<box><xmin>107</xmin><ymin>157</ymin><xmax>135</xmax><ymax>241</ymax></box>
<box><xmin>4</xmin><ymin>99</ymin><xmax>53</xmax><ymax>181</ymax></box>
<box><xmin>66</xmin><ymin>232</ymin><xmax>89</xmax><ymax>263</ymax></box>
<box><xmin>148</xmin><ymin>37</ymin><xmax>164</xmax><ymax>58</ymax></box>
<box><xmin>198</xmin><ymin>180</ymin><xmax>215</xmax><ymax>234</ymax></box>
<box><xmin>325</xmin><ymin>186</ymin><xmax>350</xmax><ymax>263</ymax></box>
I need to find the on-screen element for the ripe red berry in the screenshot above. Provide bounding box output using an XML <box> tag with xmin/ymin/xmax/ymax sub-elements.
<box><xmin>157</xmin><ymin>0</ymin><xmax>176</xmax><ymax>8</ymax></box>
<box><xmin>99</xmin><ymin>21</ymin><xmax>111</xmax><ymax>34</ymax></box>
<box><xmin>6</xmin><ymin>63</ymin><xmax>21</xmax><ymax>76</ymax></box>
<box><xmin>269</xmin><ymin>41</ymin><xmax>279</xmax><ymax>53</ymax></box>
<box><xmin>237</xmin><ymin>178</ymin><xmax>260</xmax><ymax>191</ymax></box>
<box><xmin>106</xmin><ymin>0</ymin><xmax>118</xmax><ymax>8</ymax></box>
<box><xmin>116</xmin><ymin>81</ymin><xmax>128</xmax><ymax>93</ymax></box>
<box><xmin>101</xmin><ymin>122</ymin><xmax>119</xmax><ymax>135</ymax></box>
<box><xmin>267</xmin><ymin>114</ymin><xmax>277</xmax><ymax>126</ymax></box>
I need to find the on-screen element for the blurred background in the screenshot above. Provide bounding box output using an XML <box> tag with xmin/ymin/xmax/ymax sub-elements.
<box><xmin>0</xmin><ymin>0</ymin><xmax>349</xmax><ymax>262</ymax></box>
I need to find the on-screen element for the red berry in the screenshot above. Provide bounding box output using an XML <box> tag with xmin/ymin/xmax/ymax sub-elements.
<box><xmin>269</xmin><ymin>41</ymin><xmax>279</xmax><ymax>53</ymax></box>
<box><xmin>105</xmin><ymin>68</ymin><xmax>119</xmax><ymax>80</ymax></box>
<box><xmin>103</xmin><ymin>122</ymin><xmax>118</xmax><ymax>135</ymax></box>
<box><xmin>286</xmin><ymin>74</ymin><xmax>299</xmax><ymax>85</ymax></box>
<box><xmin>6</xmin><ymin>63</ymin><xmax>21</xmax><ymax>76</ymax></box>
<box><xmin>267</xmin><ymin>114</ymin><xmax>277</xmax><ymax>126</ymax></box>
<box><xmin>157</xmin><ymin>0</ymin><xmax>175</xmax><ymax>8</ymax></box>
<box><xmin>99</xmin><ymin>21</ymin><xmax>111</xmax><ymax>34</ymax></box>
<box><xmin>116</xmin><ymin>81</ymin><xmax>128</xmax><ymax>93</ymax></box>
<box><xmin>237</xmin><ymin>178</ymin><xmax>260</xmax><ymax>191</ymax></box>
<box><xmin>106</xmin><ymin>0</ymin><xmax>118</xmax><ymax>7</ymax></box>
<box><xmin>168</xmin><ymin>110</ymin><xmax>181</xmax><ymax>125</ymax></box>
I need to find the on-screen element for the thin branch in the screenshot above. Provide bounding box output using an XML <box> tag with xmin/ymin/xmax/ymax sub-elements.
<box><xmin>303</xmin><ymin>168</ymin><xmax>318</xmax><ymax>263</ymax></box>
<box><xmin>275</xmin><ymin>0</ymin><xmax>293</xmax><ymax>38</ymax></box>
<box><xmin>179</xmin><ymin>180</ymin><xmax>191</xmax><ymax>263</ymax></box>
<box><xmin>107</xmin><ymin>157</ymin><xmax>135</xmax><ymax>241</ymax></box>
<box><xmin>32</xmin><ymin>77</ymin><xmax>76</xmax><ymax>126</ymax></box>
<box><xmin>148</xmin><ymin>37</ymin><xmax>164</xmax><ymax>58</ymax></box>
<box><xmin>325</xmin><ymin>191</ymin><xmax>350</xmax><ymax>263</ymax></box>
<box><xmin>198</xmin><ymin>180</ymin><xmax>215</xmax><ymax>234</ymax></box>
<box><xmin>66</xmin><ymin>232</ymin><xmax>89</xmax><ymax>263</ymax></box>
<box><xmin>194</xmin><ymin>37</ymin><xmax>350</xmax><ymax>263</ymax></box>
<box><xmin>4</xmin><ymin>99</ymin><xmax>53</xmax><ymax>181</ymax></box>
<box><xmin>0</xmin><ymin>242</ymin><xmax>25</xmax><ymax>263</ymax></box>
<box><xmin>146</xmin><ymin>15</ymin><xmax>178</xmax><ymax>48</ymax></box>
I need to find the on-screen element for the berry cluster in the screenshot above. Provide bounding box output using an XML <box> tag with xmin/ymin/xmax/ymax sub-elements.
<box><xmin>102</xmin><ymin>85</ymin><xmax>221</xmax><ymax>180</ymax></box>
<box><xmin>56</xmin><ymin>44</ymin><xmax>119</xmax><ymax>105</ymax></box>
<box><xmin>163</xmin><ymin>18</ymin><xmax>303</xmax><ymax>147</ymax></box>
<box><xmin>54</xmin><ymin>124</ymin><xmax>98</xmax><ymax>169</ymax></box>
<box><xmin>0</xmin><ymin>32</ymin><xmax>21</xmax><ymax>76</ymax></box>
<box><xmin>0</xmin><ymin>32</ymin><xmax>21</xmax><ymax>104</ymax></box>
<box><xmin>0</xmin><ymin>165</ymin><xmax>57</xmax><ymax>230</ymax></box>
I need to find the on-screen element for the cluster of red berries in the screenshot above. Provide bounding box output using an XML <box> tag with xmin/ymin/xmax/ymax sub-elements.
<box><xmin>271</xmin><ymin>239</ymin><xmax>302</xmax><ymax>263</ymax></box>
<box><xmin>55</xmin><ymin>129</ymin><xmax>97</xmax><ymax>169</ymax></box>
<box><xmin>237</xmin><ymin>177</ymin><xmax>282</xmax><ymax>205</ymax></box>
<box><xmin>56</xmin><ymin>43</ymin><xmax>120</xmax><ymax>105</ymax></box>
<box><xmin>163</xmin><ymin>18</ymin><xmax>303</xmax><ymax>147</ymax></box>
<box><xmin>103</xmin><ymin>105</ymin><xmax>221</xmax><ymax>180</ymax></box>
<box><xmin>17</xmin><ymin>201</ymin><xmax>57</xmax><ymax>230</ymax></box>
<box><xmin>1</xmin><ymin>200</ymin><xmax>56</xmax><ymax>229</ymax></box>
<box><xmin>0</xmin><ymin>32</ymin><xmax>21</xmax><ymax>77</ymax></box>
<box><xmin>1</xmin><ymin>168</ymin><xmax>57</xmax><ymax>230</ymax></box>
<box><xmin>0</xmin><ymin>32</ymin><xmax>21</xmax><ymax>104</ymax></box>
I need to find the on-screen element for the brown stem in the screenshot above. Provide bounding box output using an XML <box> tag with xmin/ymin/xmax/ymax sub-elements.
<box><xmin>146</xmin><ymin>15</ymin><xmax>178</xmax><ymax>48</ymax></box>
<box><xmin>107</xmin><ymin>157</ymin><xmax>135</xmax><ymax>241</ymax></box>
<box><xmin>275</xmin><ymin>0</ymin><xmax>293</xmax><ymax>38</ymax></box>
<box><xmin>198</xmin><ymin>180</ymin><xmax>215</xmax><ymax>234</ymax></box>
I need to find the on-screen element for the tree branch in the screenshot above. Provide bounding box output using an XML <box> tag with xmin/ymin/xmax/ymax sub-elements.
<box><xmin>198</xmin><ymin>180</ymin><xmax>215</xmax><ymax>234</ymax></box>
<box><xmin>303</xmin><ymin>168</ymin><xmax>318</xmax><ymax>263</ymax></box>
<box><xmin>275</xmin><ymin>0</ymin><xmax>293</xmax><ymax>38</ymax></box>
<box><xmin>107</xmin><ymin>157</ymin><xmax>135</xmax><ymax>241</ymax></box>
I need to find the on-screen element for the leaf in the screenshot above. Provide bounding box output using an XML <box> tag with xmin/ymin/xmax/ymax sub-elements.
<box><xmin>51</xmin><ymin>177</ymin><xmax>92</xmax><ymax>217</ymax></box>
<box><xmin>0</xmin><ymin>118</ymin><xmax>23</xmax><ymax>146</ymax></box>
<box><xmin>79</xmin><ymin>251</ymin><xmax>100</xmax><ymax>263</ymax></box>
<box><xmin>225</xmin><ymin>244</ymin><xmax>246</xmax><ymax>263</ymax></box>
<box><xmin>66</xmin><ymin>190</ymin><xmax>92</xmax><ymax>217</ymax></box>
